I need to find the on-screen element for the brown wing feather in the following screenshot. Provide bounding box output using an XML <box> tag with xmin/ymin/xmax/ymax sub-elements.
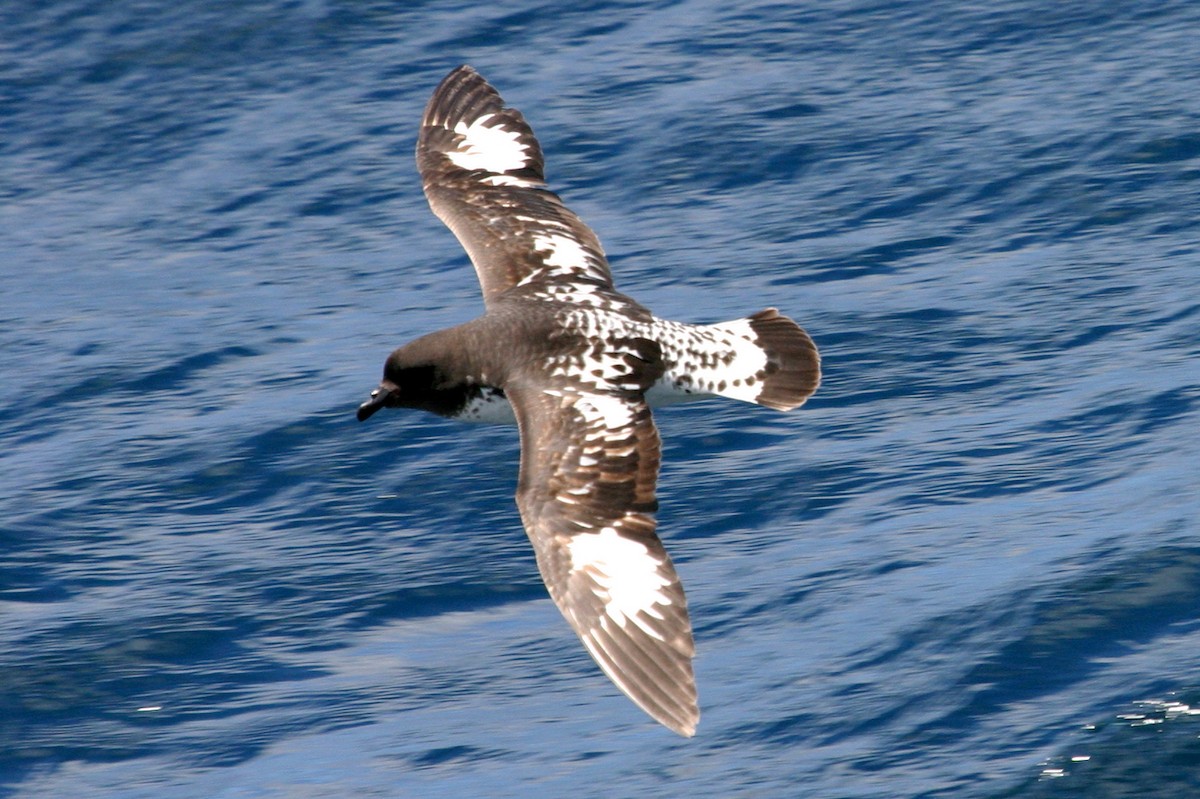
<box><xmin>417</xmin><ymin>66</ymin><xmax>615</xmax><ymax>304</ymax></box>
<box><xmin>507</xmin><ymin>384</ymin><xmax>699</xmax><ymax>736</ymax></box>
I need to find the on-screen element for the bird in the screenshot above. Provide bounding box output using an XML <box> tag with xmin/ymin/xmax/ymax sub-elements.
<box><xmin>356</xmin><ymin>65</ymin><xmax>820</xmax><ymax>737</ymax></box>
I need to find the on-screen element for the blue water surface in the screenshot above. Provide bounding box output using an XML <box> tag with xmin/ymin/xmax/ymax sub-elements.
<box><xmin>3</xmin><ymin>1</ymin><xmax>1199</xmax><ymax>797</ymax></box>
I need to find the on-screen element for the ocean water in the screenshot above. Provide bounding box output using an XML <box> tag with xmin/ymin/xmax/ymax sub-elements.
<box><xmin>3</xmin><ymin>0</ymin><xmax>1199</xmax><ymax>796</ymax></box>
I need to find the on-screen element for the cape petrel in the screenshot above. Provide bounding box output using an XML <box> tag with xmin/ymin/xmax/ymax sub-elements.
<box><xmin>357</xmin><ymin>66</ymin><xmax>820</xmax><ymax>736</ymax></box>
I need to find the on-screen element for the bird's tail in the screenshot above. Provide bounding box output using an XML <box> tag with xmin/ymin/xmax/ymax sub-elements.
<box><xmin>705</xmin><ymin>308</ymin><xmax>820</xmax><ymax>411</ymax></box>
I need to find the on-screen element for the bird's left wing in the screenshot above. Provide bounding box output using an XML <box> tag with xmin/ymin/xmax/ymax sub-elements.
<box><xmin>417</xmin><ymin>66</ymin><xmax>615</xmax><ymax>305</ymax></box>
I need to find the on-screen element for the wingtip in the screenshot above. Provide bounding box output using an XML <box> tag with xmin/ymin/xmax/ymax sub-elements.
<box><xmin>574</xmin><ymin>607</ymin><xmax>701</xmax><ymax>739</ymax></box>
<box><xmin>664</xmin><ymin>705</ymin><xmax>700</xmax><ymax>738</ymax></box>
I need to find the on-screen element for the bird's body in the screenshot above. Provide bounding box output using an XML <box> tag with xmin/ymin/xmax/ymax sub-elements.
<box><xmin>357</xmin><ymin>66</ymin><xmax>820</xmax><ymax>736</ymax></box>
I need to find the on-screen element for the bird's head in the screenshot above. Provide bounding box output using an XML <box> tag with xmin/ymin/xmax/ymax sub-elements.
<box><xmin>356</xmin><ymin>352</ymin><xmax>448</xmax><ymax>422</ymax></box>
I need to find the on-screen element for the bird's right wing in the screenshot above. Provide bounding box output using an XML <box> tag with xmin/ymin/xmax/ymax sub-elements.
<box><xmin>506</xmin><ymin>383</ymin><xmax>699</xmax><ymax>736</ymax></box>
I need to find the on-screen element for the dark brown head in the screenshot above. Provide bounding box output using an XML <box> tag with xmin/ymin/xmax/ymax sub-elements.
<box><xmin>356</xmin><ymin>347</ymin><xmax>484</xmax><ymax>422</ymax></box>
<box><xmin>357</xmin><ymin>346</ymin><xmax>438</xmax><ymax>422</ymax></box>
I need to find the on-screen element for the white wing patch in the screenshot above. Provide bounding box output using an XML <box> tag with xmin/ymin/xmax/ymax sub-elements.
<box><xmin>575</xmin><ymin>392</ymin><xmax>639</xmax><ymax>430</ymax></box>
<box><xmin>447</xmin><ymin>114</ymin><xmax>533</xmax><ymax>174</ymax></box>
<box><xmin>566</xmin><ymin>526</ymin><xmax>673</xmax><ymax>636</ymax></box>
<box><xmin>532</xmin><ymin>232</ymin><xmax>592</xmax><ymax>271</ymax></box>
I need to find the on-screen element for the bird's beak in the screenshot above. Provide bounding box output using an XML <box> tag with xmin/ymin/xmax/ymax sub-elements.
<box><xmin>356</xmin><ymin>384</ymin><xmax>394</xmax><ymax>422</ymax></box>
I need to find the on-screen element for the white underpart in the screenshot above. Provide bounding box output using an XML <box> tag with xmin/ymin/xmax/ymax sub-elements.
<box><xmin>448</xmin><ymin>114</ymin><xmax>529</xmax><ymax>173</ymax></box>
<box><xmin>566</xmin><ymin>526</ymin><xmax>672</xmax><ymax>634</ymax></box>
<box><xmin>458</xmin><ymin>388</ymin><xmax>515</xmax><ymax>423</ymax></box>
